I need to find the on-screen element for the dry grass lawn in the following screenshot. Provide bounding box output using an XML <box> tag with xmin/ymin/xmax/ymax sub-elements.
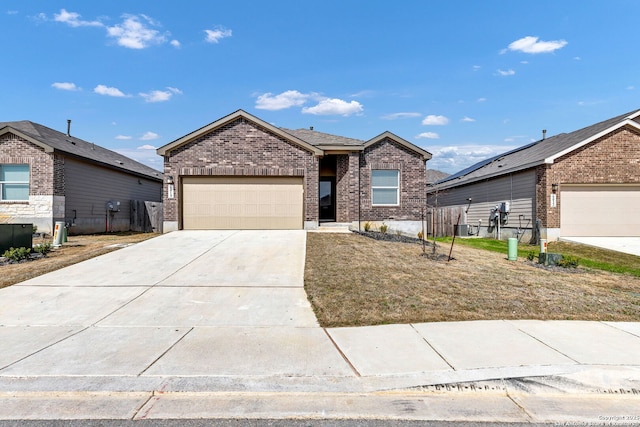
<box><xmin>0</xmin><ymin>232</ymin><xmax>157</xmax><ymax>289</ymax></box>
<box><xmin>304</xmin><ymin>232</ymin><xmax>640</xmax><ymax>327</ymax></box>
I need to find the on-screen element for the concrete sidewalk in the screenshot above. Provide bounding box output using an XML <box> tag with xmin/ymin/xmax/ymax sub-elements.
<box><xmin>562</xmin><ymin>236</ymin><xmax>640</xmax><ymax>256</ymax></box>
<box><xmin>0</xmin><ymin>230</ymin><xmax>639</xmax><ymax>423</ymax></box>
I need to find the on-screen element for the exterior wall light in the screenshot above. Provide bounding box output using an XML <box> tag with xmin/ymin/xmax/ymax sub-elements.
<box><xmin>167</xmin><ymin>175</ymin><xmax>175</xmax><ymax>199</ymax></box>
<box><xmin>551</xmin><ymin>183</ymin><xmax>558</xmax><ymax>193</ymax></box>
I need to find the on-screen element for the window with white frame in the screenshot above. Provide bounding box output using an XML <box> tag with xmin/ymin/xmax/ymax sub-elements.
<box><xmin>0</xmin><ymin>164</ymin><xmax>29</xmax><ymax>201</ymax></box>
<box><xmin>371</xmin><ymin>169</ymin><xmax>399</xmax><ymax>206</ymax></box>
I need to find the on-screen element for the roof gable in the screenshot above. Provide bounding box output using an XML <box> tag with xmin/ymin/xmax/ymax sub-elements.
<box><xmin>433</xmin><ymin>108</ymin><xmax>640</xmax><ymax>189</ymax></box>
<box><xmin>0</xmin><ymin>124</ymin><xmax>54</xmax><ymax>153</ymax></box>
<box><xmin>157</xmin><ymin>110</ymin><xmax>323</xmax><ymax>156</ymax></box>
<box><xmin>364</xmin><ymin>131</ymin><xmax>432</xmax><ymax>160</ymax></box>
<box><xmin>0</xmin><ymin>120</ymin><xmax>162</xmax><ymax>181</ymax></box>
<box><xmin>544</xmin><ymin>118</ymin><xmax>640</xmax><ymax>164</ymax></box>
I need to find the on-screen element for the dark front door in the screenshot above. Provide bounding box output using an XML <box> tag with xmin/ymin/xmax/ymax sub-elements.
<box><xmin>319</xmin><ymin>177</ymin><xmax>336</xmax><ymax>222</ymax></box>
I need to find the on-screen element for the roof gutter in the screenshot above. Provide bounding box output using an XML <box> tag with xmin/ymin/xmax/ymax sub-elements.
<box><xmin>429</xmin><ymin>160</ymin><xmax>545</xmax><ymax>191</ymax></box>
<box><xmin>54</xmin><ymin>149</ymin><xmax>163</xmax><ymax>182</ymax></box>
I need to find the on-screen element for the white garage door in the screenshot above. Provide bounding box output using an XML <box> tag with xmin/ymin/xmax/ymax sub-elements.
<box><xmin>561</xmin><ymin>185</ymin><xmax>640</xmax><ymax>236</ymax></box>
<box><xmin>182</xmin><ymin>176</ymin><xmax>304</xmax><ymax>230</ymax></box>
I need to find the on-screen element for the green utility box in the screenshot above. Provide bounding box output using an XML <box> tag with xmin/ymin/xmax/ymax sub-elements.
<box><xmin>0</xmin><ymin>224</ymin><xmax>33</xmax><ymax>253</ymax></box>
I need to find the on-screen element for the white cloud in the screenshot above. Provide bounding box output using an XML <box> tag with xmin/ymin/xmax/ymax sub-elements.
<box><xmin>382</xmin><ymin>112</ymin><xmax>421</xmax><ymax>120</ymax></box>
<box><xmin>349</xmin><ymin>90</ymin><xmax>375</xmax><ymax>98</ymax></box>
<box><xmin>107</xmin><ymin>14</ymin><xmax>167</xmax><ymax>49</ymax></box>
<box><xmin>204</xmin><ymin>27</ymin><xmax>232</xmax><ymax>43</ymax></box>
<box><xmin>627</xmin><ymin>86</ymin><xmax>635</xmax><ymax>91</ymax></box>
<box><xmin>427</xmin><ymin>144</ymin><xmax>518</xmax><ymax>174</ymax></box>
<box><xmin>140</xmin><ymin>87</ymin><xmax>182</xmax><ymax>103</ymax></box>
<box><xmin>140</xmin><ymin>131</ymin><xmax>159</xmax><ymax>141</ymax></box>
<box><xmin>302</xmin><ymin>98</ymin><xmax>364</xmax><ymax>116</ymax></box>
<box><xmin>52</xmin><ymin>82</ymin><xmax>80</xmax><ymax>91</ymax></box>
<box><xmin>114</xmin><ymin>147</ymin><xmax>162</xmax><ymax>170</ymax></box>
<box><xmin>53</xmin><ymin>9</ymin><xmax>103</xmax><ymax>27</ymax></box>
<box><xmin>94</xmin><ymin>84</ymin><xmax>128</xmax><ymax>97</ymax></box>
<box><xmin>137</xmin><ymin>144</ymin><xmax>157</xmax><ymax>150</ymax></box>
<box><xmin>504</xmin><ymin>36</ymin><xmax>568</xmax><ymax>54</ymax></box>
<box><xmin>170</xmin><ymin>39</ymin><xmax>181</xmax><ymax>48</ymax></box>
<box><xmin>477</xmin><ymin>97</ymin><xmax>487</xmax><ymax>102</ymax></box>
<box><xmin>33</xmin><ymin>13</ymin><xmax>47</xmax><ymax>23</ymax></box>
<box><xmin>461</xmin><ymin>116</ymin><xmax>476</xmax><ymax>122</ymax></box>
<box><xmin>520</xmin><ymin>60</ymin><xmax>529</xmax><ymax>64</ymax></box>
<box><xmin>416</xmin><ymin>132</ymin><xmax>439</xmax><ymax>139</ymax></box>
<box><xmin>573</xmin><ymin>56</ymin><xmax>581</xmax><ymax>61</ymax></box>
<box><xmin>577</xmin><ymin>100</ymin><xmax>604</xmax><ymax>107</ymax></box>
<box><xmin>7</xmin><ymin>10</ymin><xmax>18</xmax><ymax>15</ymax></box>
<box><xmin>472</xmin><ymin>65</ymin><xmax>481</xmax><ymax>71</ymax></box>
<box><xmin>496</xmin><ymin>69</ymin><xmax>516</xmax><ymax>76</ymax></box>
<box><xmin>255</xmin><ymin>90</ymin><xmax>311</xmax><ymax>110</ymax></box>
<box><xmin>422</xmin><ymin>115</ymin><xmax>449</xmax><ymax>126</ymax></box>
<box><xmin>115</xmin><ymin>135</ymin><xmax>132</xmax><ymax>140</ymax></box>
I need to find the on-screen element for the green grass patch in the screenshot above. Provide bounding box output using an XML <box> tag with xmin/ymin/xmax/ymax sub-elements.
<box><xmin>439</xmin><ymin>237</ymin><xmax>640</xmax><ymax>277</ymax></box>
<box><xmin>437</xmin><ymin>237</ymin><xmax>536</xmax><ymax>258</ymax></box>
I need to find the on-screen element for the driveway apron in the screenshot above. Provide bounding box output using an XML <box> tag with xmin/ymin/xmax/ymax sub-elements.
<box><xmin>0</xmin><ymin>230</ymin><xmax>352</xmax><ymax>378</ymax></box>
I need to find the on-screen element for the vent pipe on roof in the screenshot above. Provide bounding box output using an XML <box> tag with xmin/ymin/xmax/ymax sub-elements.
<box><xmin>67</xmin><ymin>120</ymin><xmax>71</xmax><ymax>137</ymax></box>
<box><xmin>310</xmin><ymin>126</ymin><xmax>314</xmax><ymax>131</ymax></box>
<box><xmin>542</xmin><ymin>129</ymin><xmax>547</xmax><ymax>140</ymax></box>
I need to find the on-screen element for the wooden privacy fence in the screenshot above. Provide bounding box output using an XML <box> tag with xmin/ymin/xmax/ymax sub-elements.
<box><xmin>426</xmin><ymin>206</ymin><xmax>464</xmax><ymax>238</ymax></box>
<box><xmin>130</xmin><ymin>200</ymin><xmax>163</xmax><ymax>233</ymax></box>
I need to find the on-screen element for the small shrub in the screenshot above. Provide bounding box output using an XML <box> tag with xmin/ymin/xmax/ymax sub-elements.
<box><xmin>3</xmin><ymin>247</ymin><xmax>31</xmax><ymax>262</ymax></box>
<box><xmin>380</xmin><ymin>223</ymin><xmax>388</xmax><ymax>234</ymax></box>
<box><xmin>32</xmin><ymin>225</ymin><xmax>38</xmax><ymax>234</ymax></box>
<box><xmin>395</xmin><ymin>230</ymin><xmax>402</xmax><ymax>236</ymax></box>
<box><xmin>363</xmin><ymin>221</ymin><xmax>372</xmax><ymax>232</ymax></box>
<box><xmin>527</xmin><ymin>250</ymin><xmax>537</xmax><ymax>262</ymax></box>
<box><xmin>417</xmin><ymin>231</ymin><xmax>424</xmax><ymax>240</ymax></box>
<box><xmin>558</xmin><ymin>255</ymin><xmax>579</xmax><ymax>268</ymax></box>
<box><xmin>33</xmin><ymin>242</ymin><xmax>52</xmax><ymax>255</ymax></box>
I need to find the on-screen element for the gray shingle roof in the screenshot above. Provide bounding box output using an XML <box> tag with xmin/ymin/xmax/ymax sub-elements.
<box><xmin>433</xmin><ymin>108</ymin><xmax>640</xmax><ymax>189</ymax></box>
<box><xmin>0</xmin><ymin>120</ymin><xmax>162</xmax><ymax>181</ymax></box>
<box><xmin>281</xmin><ymin>128</ymin><xmax>365</xmax><ymax>147</ymax></box>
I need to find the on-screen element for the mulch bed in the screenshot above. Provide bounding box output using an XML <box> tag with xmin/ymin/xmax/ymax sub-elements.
<box><xmin>353</xmin><ymin>230</ymin><xmax>430</xmax><ymax>245</ymax></box>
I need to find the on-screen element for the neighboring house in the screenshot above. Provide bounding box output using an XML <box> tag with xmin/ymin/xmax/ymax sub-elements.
<box><xmin>156</xmin><ymin>110</ymin><xmax>431</xmax><ymax>232</ymax></box>
<box><xmin>428</xmin><ymin>109</ymin><xmax>640</xmax><ymax>241</ymax></box>
<box><xmin>0</xmin><ymin>120</ymin><xmax>163</xmax><ymax>234</ymax></box>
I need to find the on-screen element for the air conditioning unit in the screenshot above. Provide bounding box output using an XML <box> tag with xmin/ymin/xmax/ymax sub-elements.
<box><xmin>454</xmin><ymin>224</ymin><xmax>469</xmax><ymax>236</ymax></box>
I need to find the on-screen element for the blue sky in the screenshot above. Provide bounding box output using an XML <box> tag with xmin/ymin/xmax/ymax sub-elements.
<box><xmin>2</xmin><ymin>1</ymin><xmax>639</xmax><ymax>173</ymax></box>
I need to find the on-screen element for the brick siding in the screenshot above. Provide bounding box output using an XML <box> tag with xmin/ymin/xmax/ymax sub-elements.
<box><xmin>0</xmin><ymin>133</ymin><xmax>54</xmax><ymax>195</ymax></box>
<box><xmin>537</xmin><ymin>126</ymin><xmax>640</xmax><ymax>228</ymax></box>
<box><xmin>162</xmin><ymin>118</ymin><xmax>319</xmax><ymax>224</ymax></box>
<box><xmin>359</xmin><ymin>137</ymin><xmax>427</xmax><ymax>221</ymax></box>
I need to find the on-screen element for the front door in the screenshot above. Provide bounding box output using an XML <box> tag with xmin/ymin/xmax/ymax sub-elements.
<box><xmin>319</xmin><ymin>177</ymin><xmax>335</xmax><ymax>222</ymax></box>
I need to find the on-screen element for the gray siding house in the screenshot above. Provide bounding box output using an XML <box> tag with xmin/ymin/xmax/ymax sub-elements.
<box><xmin>0</xmin><ymin>121</ymin><xmax>163</xmax><ymax>234</ymax></box>
<box><xmin>428</xmin><ymin>109</ymin><xmax>640</xmax><ymax>241</ymax></box>
<box><xmin>157</xmin><ymin>110</ymin><xmax>432</xmax><ymax>233</ymax></box>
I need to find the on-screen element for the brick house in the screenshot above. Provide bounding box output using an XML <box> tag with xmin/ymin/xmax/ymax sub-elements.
<box><xmin>156</xmin><ymin>110</ymin><xmax>432</xmax><ymax>232</ymax></box>
<box><xmin>0</xmin><ymin>120</ymin><xmax>163</xmax><ymax>234</ymax></box>
<box><xmin>427</xmin><ymin>109</ymin><xmax>640</xmax><ymax>241</ymax></box>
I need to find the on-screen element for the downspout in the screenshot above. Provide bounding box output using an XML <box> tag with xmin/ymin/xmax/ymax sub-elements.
<box><xmin>358</xmin><ymin>152</ymin><xmax>361</xmax><ymax>232</ymax></box>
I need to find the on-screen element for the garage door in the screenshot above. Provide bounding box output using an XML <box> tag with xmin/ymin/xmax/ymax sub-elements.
<box><xmin>561</xmin><ymin>185</ymin><xmax>640</xmax><ymax>236</ymax></box>
<box><xmin>182</xmin><ymin>176</ymin><xmax>304</xmax><ymax>230</ymax></box>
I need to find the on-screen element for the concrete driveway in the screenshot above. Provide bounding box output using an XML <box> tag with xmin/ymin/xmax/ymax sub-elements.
<box><xmin>0</xmin><ymin>230</ymin><xmax>351</xmax><ymax>378</ymax></box>
<box><xmin>561</xmin><ymin>236</ymin><xmax>640</xmax><ymax>256</ymax></box>
<box><xmin>1</xmin><ymin>230</ymin><xmax>640</xmax><ymax>421</ymax></box>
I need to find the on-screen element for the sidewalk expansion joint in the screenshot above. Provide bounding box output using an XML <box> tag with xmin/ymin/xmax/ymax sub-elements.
<box><xmin>323</xmin><ymin>328</ymin><xmax>361</xmax><ymax>377</ymax></box>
